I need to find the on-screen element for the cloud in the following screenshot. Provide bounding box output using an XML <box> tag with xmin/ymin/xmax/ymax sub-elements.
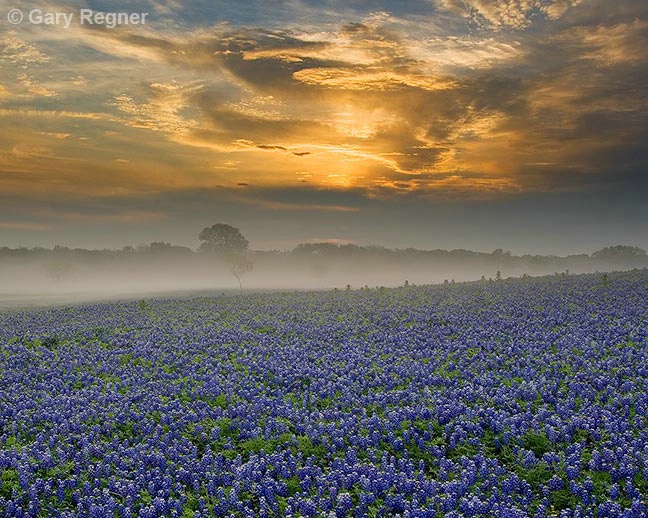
<box><xmin>435</xmin><ymin>0</ymin><xmax>584</xmax><ymax>29</ymax></box>
<box><xmin>292</xmin><ymin>67</ymin><xmax>457</xmax><ymax>91</ymax></box>
<box><xmin>101</xmin><ymin>24</ymin><xmax>478</xmax><ymax>182</ymax></box>
<box><xmin>0</xmin><ymin>31</ymin><xmax>55</xmax><ymax>101</ymax></box>
<box><xmin>246</xmin><ymin>200</ymin><xmax>360</xmax><ymax>212</ymax></box>
<box><xmin>0</xmin><ymin>109</ymin><xmax>109</xmax><ymax>120</ymax></box>
<box><xmin>0</xmin><ymin>0</ymin><xmax>646</xmax><ymax>210</ymax></box>
<box><xmin>54</xmin><ymin>210</ymin><xmax>168</xmax><ymax>224</ymax></box>
<box><xmin>110</xmin><ymin>81</ymin><xmax>202</xmax><ymax>134</ymax></box>
<box><xmin>257</xmin><ymin>144</ymin><xmax>289</xmax><ymax>151</ymax></box>
<box><xmin>0</xmin><ymin>221</ymin><xmax>51</xmax><ymax>231</ymax></box>
<box><xmin>575</xmin><ymin>19</ymin><xmax>648</xmax><ymax>65</ymax></box>
<box><xmin>0</xmin><ymin>32</ymin><xmax>49</xmax><ymax>65</ymax></box>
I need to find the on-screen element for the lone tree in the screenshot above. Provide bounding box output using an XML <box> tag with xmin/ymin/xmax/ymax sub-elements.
<box><xmin>225</xmin><ymin>254</ymin><xmax>253</xmax><ymax>294</ymax></box>
<box><xmin>198</xmin><ymin>223</ymin><xmax>249</xmax><ymax>254</ymax></box>
<box><xmin>198</xmin><ymin>223</ymin><xmax>252</xmax><ymax>293</ymax></box>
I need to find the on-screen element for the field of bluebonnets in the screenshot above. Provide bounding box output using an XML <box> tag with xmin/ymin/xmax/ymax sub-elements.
<box><xmin>1</xmin><ymin>270</ymin><xmax>647</xmax><ymax>518</ymax></box>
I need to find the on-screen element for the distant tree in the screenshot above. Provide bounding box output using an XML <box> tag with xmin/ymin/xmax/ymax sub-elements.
<box><xmin>149</xmin><ymin>241</ymin><xmax>173</xmax><ymax>251</ymax></box>
<box><xmin>198</xmin><ymin>224</ymin><xmax>251</xmax><ymax>292</ymax></box>
<box><xmin>496</xmin><ymin>270</ymin><xmax>501</xmax><ymax>281</ymax></box>
<box><xmin>225</xmin><ymin>253</ymin><xmax>253</xmax><ymax>295</ymax></box>
<box><xmin>141</xmin><ymin>242</ymin><xmax>193</xmax><ymax>256</ymax></box>
<box><xmin>198</xmin><ymin>224</ymin><xmax>249</xmax><ymax>255</ymax></box>
<box><xmin>592</xmin><ymin>245</ymin><xmax>647</xmax><ymax>261</ymax></box>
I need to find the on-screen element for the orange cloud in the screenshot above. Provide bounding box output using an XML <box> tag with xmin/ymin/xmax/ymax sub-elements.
<box><xmin>0</xmin><ymin>1</ymin><xmax>646</xmax><ymax>205</ymax></box>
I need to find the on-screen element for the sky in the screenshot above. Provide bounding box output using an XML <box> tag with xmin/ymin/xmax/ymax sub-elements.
<box><xmin>0</xmin><ymin>0</ymin><xmax>646</xmax><ymax>254</ymax></box>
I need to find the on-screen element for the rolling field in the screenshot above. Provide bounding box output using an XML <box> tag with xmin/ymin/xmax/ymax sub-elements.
<box><xmin>1</xmin><ymin>271</ymin><xmax>647</xmax><ymax>517</ymax></box>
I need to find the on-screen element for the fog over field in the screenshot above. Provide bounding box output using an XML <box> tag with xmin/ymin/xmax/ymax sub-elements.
<box><xmin>1</xmin><ymin>0</ymin><xmax>647</xmax><ymax>307</ymax></box>
<box><xmin>1</xmin><ymin>244</ymin><xmax>646</xmax><ymax>307</ymax></box>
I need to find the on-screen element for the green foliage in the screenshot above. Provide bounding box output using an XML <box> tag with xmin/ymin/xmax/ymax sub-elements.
<box><xmin>207</xmin><ymin>394</ymin><xmax>228</xmax><ymax>409</ymax></box>
<box><xmin>41</xmin><ymin>336</ymin><xmax>60</xmax><ymax>349</ymax></box>
<box><xmin>559</xmin><ymin>362</ymin><xmax>573</xmax><ymax>376</ymax></box>
<box><xmin>296</xmin><ymin>435</ymin><xmax>327</xmax><ymax>461</ymax></box>
<box><xmin>521</xmin><ymin>430</ymin><xmax>552</xmax><ymax>457</ymax></box>
<box><xmin>3</xmin><ymin>436</ymin><xmax>20</xmax><ymax>450</ymax></box>
<box><xmin>0</xmin><ymin>469</ymin><xmax>19</xmax><ymax>499</ymax></box>
<box><xmin>316</xmin><ymin>396</ymin><xmax>333</xmax><ymax>409</ymax></box>
<box><xmin>238</xmin><ymin>438</ymin><xmax>278</xmax><ymax>455</ymax></box>
<box><xmin>465</xmin><ymin>347</ymin><xmax>480</xmax><ymax>358</ymax></box>
<box><xmin>285</xmin><ymin>475</ymin><xmax>301</xmax><ymax>496</ymax></box>
<box><xmin>516</xmin><ymin>461</ymin><xmax>553</xmax><ymax>488</ymax></box>
<box><xmin>549</xmin><ymin>488</ymin><xmax>578</xmax><ymax>511</ymax></box>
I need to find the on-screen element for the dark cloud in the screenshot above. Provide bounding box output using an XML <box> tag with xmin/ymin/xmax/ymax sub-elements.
<box><xmin>257</xmin><ymin>144</ymin><xmax>289</xmax><ymax>151</ymax></box>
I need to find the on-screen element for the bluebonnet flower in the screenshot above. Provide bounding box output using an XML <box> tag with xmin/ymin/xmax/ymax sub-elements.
<box><xmin>0</xmin><ymin>270</ymin><xmax>646</xmax><ymax>515</ymax></box>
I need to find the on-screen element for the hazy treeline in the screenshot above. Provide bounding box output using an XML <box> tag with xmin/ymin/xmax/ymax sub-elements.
<box><xmin>1</xmin><ymin>242</ymin><xmax>646</xmax><ymax>302</ymax></box>
<box><xmin>289</xmin><ymin>243</ymin><xmax>648</xmax><ymax>275</ymax></box>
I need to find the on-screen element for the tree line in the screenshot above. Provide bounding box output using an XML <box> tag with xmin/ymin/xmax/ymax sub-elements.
<box><xmin>1</xmin><ymin>223</ymin><xmax>646</xmax><ymax>292</ymax></box>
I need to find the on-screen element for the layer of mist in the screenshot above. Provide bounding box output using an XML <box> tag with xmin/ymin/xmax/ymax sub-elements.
<box><xmin>1</xmin><ymin>244</ymin><xmax>646</xmax><ymax>308</ymax></box>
